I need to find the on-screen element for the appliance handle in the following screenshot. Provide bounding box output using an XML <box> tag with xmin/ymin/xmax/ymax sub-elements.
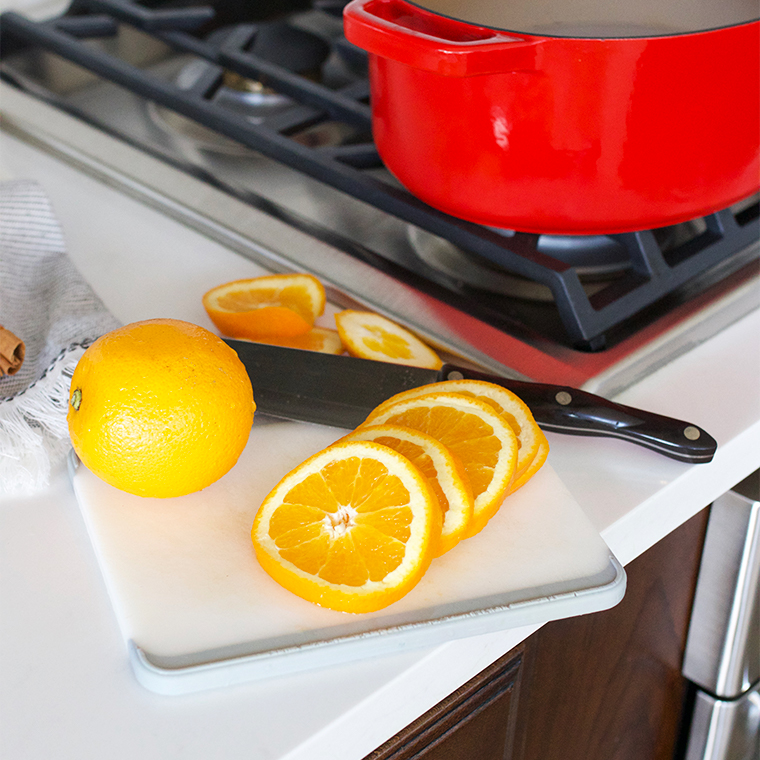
<box><xmin>343</xmin><ymin>0</ymin><xmax>542</xmax><ymax>76</ymax></box>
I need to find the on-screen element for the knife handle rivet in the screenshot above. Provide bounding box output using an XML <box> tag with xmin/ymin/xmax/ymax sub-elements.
<box><xmin>555</xmin><ymin>391</ymin><xmax>572</xmax><ymax>406</ymax></box>
<box><xmin>446</xmin><ymin>370</ymin><xmax>465</xmax><ymax>380</ymax></box>
<box><xmin>683</xmin><ymin>426</ymin><xmax>701</xmax><ymax>441</ymax></box>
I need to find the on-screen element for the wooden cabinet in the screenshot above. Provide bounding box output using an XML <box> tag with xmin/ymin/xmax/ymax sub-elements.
<box><xmin>363</xmin><ymin>508</ymin><xmax>710</xmax><ymax>760</ymax></box>
<box><xmin>363</xmin><ymin>646</ymin><xmax>525</xmax><ymax>760</ymax></box>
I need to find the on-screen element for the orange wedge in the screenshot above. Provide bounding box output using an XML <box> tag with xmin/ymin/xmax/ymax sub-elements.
<box><xmin>344</xmin><ymin>424</ymin><xmax>474</xmax><ymax>556</ymax></box>
<box><xmin>334</xmin><ymin>310</ymin><xmax>442</xmax><ymax>370</ymax></box>
<box><xmin>203</xmin><ymin>274</ymin><xmax>326</xmax><ymax>340</ymax></box>
<box><xmin>246</xmin><ymin>327</ymin><xmax>344</xmax><ymax>355</ymax></box>
<box><xmin>251</xmin><ymin>440</ymin><xmax>441</xmax><ymax>613</ymax></box>
<box><xmin>370</xmin><ymin>379</ymin><xmax>547</xmax><ymax>485</ymax></box>
<box><xmin>363</xmin><ymin>392</ymin><xmax>518</xmax><ymax>538</ymax></box>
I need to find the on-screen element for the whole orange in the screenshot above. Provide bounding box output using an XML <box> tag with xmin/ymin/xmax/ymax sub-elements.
<box><xmin>67</xmin><ymin>318</ymin><xmax>255</xmax><ymax>498</ymax></box>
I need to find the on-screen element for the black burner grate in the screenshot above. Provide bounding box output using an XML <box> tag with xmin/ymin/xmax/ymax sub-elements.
<box><xmin>1</xmin><ymin>0</ymin><xmax>758</xmax><ymax>349</ymax></box>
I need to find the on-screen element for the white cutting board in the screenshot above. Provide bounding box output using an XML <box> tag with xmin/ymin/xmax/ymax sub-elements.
<box><xmin>70</xmin><ymin>418</ymin><xmax>625</xmax><ymax>694</ymax></box>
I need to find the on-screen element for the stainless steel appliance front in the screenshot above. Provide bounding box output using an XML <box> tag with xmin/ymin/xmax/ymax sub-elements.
<box><xmin>682</xmin><ymin>471</ymin><xmax>760</xmax><ymax>760</ymax></box>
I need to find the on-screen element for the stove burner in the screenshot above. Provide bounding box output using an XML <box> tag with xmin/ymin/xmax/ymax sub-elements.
<box><xmin>147</xmin><ymin>19</ymin><xmax>359</xmax><ymax>154</ymax></box>
<box><xmin>407</xmin><ymin>212</ymin><xmax>737</xmax><ymax>308</ymax></box>
<box><xmin>147</xmin><ymin>100</ymin><xmax>263</xmax><ymax>154</ymax></box>
<box><xmin>408</xmin><ymin>226</ymin><xmax>632</xmax><ymax>301</ymax></box>
<box><xmin>186</xmin><ymin>64</ymin><xmax>293</xmax><ymax>112</ymax></box>
<box><xmin>147</xmin><ymin>89</ymin><xmax>361</xmax><ymax>154</ymax></box>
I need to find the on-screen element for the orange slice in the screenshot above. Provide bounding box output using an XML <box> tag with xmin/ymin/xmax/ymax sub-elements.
<box><xmin>251</xmin><ymin>440</ymin><xmax>441</xmax><ymax>613</ymax></box>
<box><xmin>371</xmin><ymin>379</ymin><xmax>546</xmax><ymax>484</ymax></box>
<box><xmin>245</xmin><ymin>327</ymin><xmax>344</xmax><ymax>355</ymax></box>
<box><xmin>344</xmin><ymin>424</ymin><xmax>473</xmax><ymax>556</ymax></box>
<box><xmin>334</xmin><ymin>310</ymin><xmax>442</xmax><ymax>369</ymax></box>
<box><xmin>509</xmin><ymin>434</ymin><xmax>550</xmax><ymax>493</ymax></box>
<box><xmin>203</xmin><ymin>274</ymin><xmax>326</xmax><ymax>339</ymax></box>
<box><xmin>363</xmin><ymin>392</ymin><xmax>518</xmax><ymax>538</ymax></box>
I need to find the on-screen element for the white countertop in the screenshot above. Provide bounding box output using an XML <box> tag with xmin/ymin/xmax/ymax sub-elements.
<box><xmin>1</xmin><ymin>124</ymin><xmax>759</xmax><ymax>760</ymax></box>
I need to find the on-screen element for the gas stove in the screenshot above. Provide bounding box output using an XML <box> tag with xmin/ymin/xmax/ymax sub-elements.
<box><xmin>1</xmin><ymin>0</ymin><xmax>758</xmax><ymax>393</ymax></box>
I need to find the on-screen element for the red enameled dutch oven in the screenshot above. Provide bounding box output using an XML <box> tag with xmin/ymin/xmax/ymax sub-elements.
<box><xmin>343</xmin><ymin>0</ymin><xmax>760</xmax><ymax>234</ymax></box>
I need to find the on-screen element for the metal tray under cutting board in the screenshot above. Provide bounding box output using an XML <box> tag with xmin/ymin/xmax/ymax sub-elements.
<box><xmin>68</xmin><ymin>418</ymin><xmax>626</xmax><ymax>695</ymax></box>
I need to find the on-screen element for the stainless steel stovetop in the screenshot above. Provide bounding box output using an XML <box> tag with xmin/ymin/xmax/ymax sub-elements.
<box><xmin>1</xmin><ymin>0</ymin><xmax>758</xmax><ymax>394</ymax></box>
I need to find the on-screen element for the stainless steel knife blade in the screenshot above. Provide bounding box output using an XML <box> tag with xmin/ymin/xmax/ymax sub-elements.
<box><xmin>225</xmin><ymin>339</ymin><xmax>717</xmax><ymax>464</ymax></box>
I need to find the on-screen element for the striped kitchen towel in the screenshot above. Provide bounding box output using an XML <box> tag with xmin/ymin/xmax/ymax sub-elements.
<box><xmin>0</xmin><ymin>179</ymin><xmax>119</xmax><ymax>495</ymax></box>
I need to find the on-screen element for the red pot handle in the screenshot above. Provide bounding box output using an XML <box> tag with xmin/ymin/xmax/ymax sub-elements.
<box><xmin>343</xmin><ymin>0</ymin><xmax>542</xmax><ymax>76</ymax></box>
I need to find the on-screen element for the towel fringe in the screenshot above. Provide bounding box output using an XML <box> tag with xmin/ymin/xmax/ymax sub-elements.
<box><xmin>0</xmin><ymin>344</ymin><xmax>86</xmax><ymax>495</ymax></box>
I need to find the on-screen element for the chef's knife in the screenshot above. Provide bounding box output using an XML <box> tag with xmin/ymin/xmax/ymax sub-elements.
<box><xmin>225</xmin><ymin>339</ymin><xmax>717</xmax><ymax>464</ymax></box>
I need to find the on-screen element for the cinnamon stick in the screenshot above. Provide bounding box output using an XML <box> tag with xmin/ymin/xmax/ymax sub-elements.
<box><xmin>0</xmin><ymin>325</ymin><xmax>25</xmax><ymax>376</ymax></box>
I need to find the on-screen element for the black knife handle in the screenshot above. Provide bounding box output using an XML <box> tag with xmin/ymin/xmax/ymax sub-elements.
<box><xmin>440</xmin><ymin>365</ymin><xmax>717</xmax><ymax>464</ymax></box>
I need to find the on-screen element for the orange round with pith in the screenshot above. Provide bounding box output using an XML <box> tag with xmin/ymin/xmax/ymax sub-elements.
<box><xmin>67</xmin><ymin>319</ymin><xmax>255</xmax><ymax>498</ymax></box>
<box><xmin>252</xmin><ymin>440</ymin><xmax>441</xmax><ymax>613</ymax></box>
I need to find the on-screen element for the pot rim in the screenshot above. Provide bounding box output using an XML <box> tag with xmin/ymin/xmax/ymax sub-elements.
<box><xmin>402</xmin><ymin>0</ymin><xmax>760</xmax><ymax>40</ymax></box>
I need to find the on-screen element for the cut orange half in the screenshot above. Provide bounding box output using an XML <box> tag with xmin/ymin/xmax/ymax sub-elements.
<box><xmin>334</xmin><ymin>310</ymin><xmax>442</xmax><ymax>369</ymax></box>
<box><xmin>363</xmin><ymin>392</ymin><xmax>518</xmax><ymax>538</ymax></box>
<box><xmin>244</xmin><ymin>327</ymin><xmax>344</xmax><ymax>355</ymax></box>
<box><xmin>371</xmin><ymin>379</ymin><xmax>545</xmax><ymax>483</ymax></box>
<box><xmin>203</xmin><ymin>273</ymin><xmax>326</xmax><ymax>339</ymax></box>
<box><xmin>344</xmin><ymin>424</ymin><xmax>474</xmax><ymax>556</ymax></box>
<box><xmin>251</xmin><ymin>440</ymin><xmax>441</xmax><ymax>613</ymax></box>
